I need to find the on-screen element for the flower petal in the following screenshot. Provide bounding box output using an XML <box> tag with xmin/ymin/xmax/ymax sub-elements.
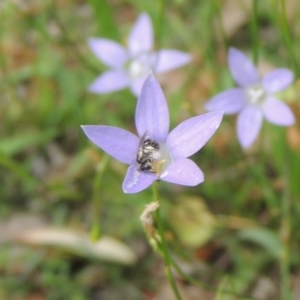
<box><xmin>262</xmin><ymin>68</ymin><xmax>294</xmax><ymax>94</ymax></box>
<box><xmin>88</xmin><ymin>70</ymin><xmax>130</xmax><ymax>94</ymax></box>
<box><xmin>81</xmin><ymin>125</ymin><xmax>139</xmax><ymax>164</ymax></box>
<box><xmin>122</xmin><ymin>165</ymin><xmax>157</xmax><ymax>193</ymax></box>
<box><xmin>129</xmin><ymin>75</ymin><xmax>148</xmax><ymax>96</ymax></box>
<box><xmin>228</xmin><ymin>47</ymin><xmax>259</xmax><ymax>87</ymax></box>
<box><xmin>237</xmin><ymin>105</ymin><xmax>263</xmax><ymax>148</ymax></box>
<box><xmin>166</xmin><ymin>111</ymin><xmax>223</xmax><ymax>159</ymax></box>
<box><xmin>153</xmin><ymin>50</ymin><xmax>191</xmax><ymax>73</ymax></box>
<box><xmin>128</xmin><ymin>13</ymin><xmax>153</xmax><ymax>56</ymax></box>
<box><xmin>135</xmin><ymin>73</ymin><xmax>169</xmax><ymax>142</ymax></box>
<box><xmin>160</xmin><ymin>158</ymin><xmax>204</xmax><ymax>186</ymax></box>
<box><xmin>205</xmin><ymin>88</ymin><xmax>246</xmax><ymax>114</ymax></box>
<box><xmin>88</xmin><ymin>38</ymin><xmax>128</xmax><ymax>68</ymax></box>
<box><xmin>262</xmin><ymin>96</ymin><xmax>295</xmax><ymax>126</ymax></box>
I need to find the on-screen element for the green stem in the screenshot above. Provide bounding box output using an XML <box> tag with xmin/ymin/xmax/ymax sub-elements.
<box><xmin>280</xmin><ymin>132</ymin><xmax>291</xmax><ymax>300</ymax></box>
<box><xmin>153</xmin><ymin>0</ymin><xmax>165</xmax><ymax>71</ymax></box>
<box><xmin>153</xmin><ymin>182</ymin><xmax>182</xmax><ymax>300</ymax></box>
<box><xmin>251</xmin><ymin>0</ymin><xmax>259</xmax><ymax>64</ymax></box>
<box><xmin>155</xmin><ymin>0</ymin><xmax>165</xmax><ymax>50</ymax></box>
<box><xmin>171</xmin><ymin>258</ymin><xmax>254</xmax><ymax>300</ymax></box>
<box><xmin>213</xmin><ymin>0</ymin><xmax>228</xmax><ymax>51</ymax></box>
<box><xmin>279</xmin><ymin>0</ymin><xmax>299</xmax><ymax>76</ymax></box>
<box><xmin>90</xmin><ymin>154</ymin><xmax>109</xmax><ymax>241</ymax></box>
<box><xmin>258</xmin><ymin>126</ymin><xmax>279</xmax><ymax>213</ymax></box>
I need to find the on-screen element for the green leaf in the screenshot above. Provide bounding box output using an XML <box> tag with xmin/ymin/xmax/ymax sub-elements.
<box><xmin>0</xmin><ymin>129</ymin><xmax>57</xmax><ymax>156</ymax></box>
<box><xmin>238</xmin><ymin>228</ymin><xmax>282</xmax><ymax>258</ymax></box>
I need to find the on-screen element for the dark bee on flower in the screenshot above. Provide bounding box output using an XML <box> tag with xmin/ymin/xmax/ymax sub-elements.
<box><xmin>136</xmin><ymin>133</ymin><xmax>161</xmax><ymax>173</ymax></box>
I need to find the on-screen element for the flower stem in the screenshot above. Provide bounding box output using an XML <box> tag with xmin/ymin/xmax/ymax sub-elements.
<box><xmin>258</xmin><ymin>127</ymin><xmax>279</xmax><ymax>212</ymax></box>
<box><xmin>251</xmin><ymin>0</ymin><xmax>259</xmax><ymax>64</ymax></box>
<box><xmin>155</xmin><ymin>0</ymin><xmax>165</xmax><ymax>49</ymax></box>
<box><xmin>280</xmin><ymin>132</ymin><xmax>292</xmax><ymax>300</ymax></box>
<box><xmin>278</xmin><ymin>0</ymin><xmax>299</xmax><ymax>76</ymax></box>
<box><xmin>213</xmin><ymin>0</ymin><xmax>228</xmax><ymax>51</ymax></box>
<box><xmin>154</xmin><ymin>0</ymin><xmax>165</xmax><ymax>70</ymax></box>
<box><xmin>153</xmin><ymin>182</ymin><xmax>182</xmax><ymax>300</ymax></box>
<box><xmin>90</xmin><ymin>154</ymin><xmax>109</xmax><ymax>241</ymax></box>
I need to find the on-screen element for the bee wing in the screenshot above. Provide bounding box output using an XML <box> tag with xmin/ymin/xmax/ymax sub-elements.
<box><xmin>139</xmin><ymin>130</ymin><xmax>150</xmax><ymax>145</ymax></box>
<box><xmin>137</xmin><ymin>131</ymin><xmax>150</xmax><ymax>163</ymax></box>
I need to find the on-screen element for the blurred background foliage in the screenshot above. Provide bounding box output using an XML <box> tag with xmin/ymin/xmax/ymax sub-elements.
<box><xmin>1</xmin><ymin>0</ymin><xmax>300</xmax><ymax>299</ymax></box>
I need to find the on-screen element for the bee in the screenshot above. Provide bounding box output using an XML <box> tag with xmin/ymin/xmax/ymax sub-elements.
<box><xmin>136</xmin><ymin>133</ymin><xmax>161</xmax><ymax>173</ymax></box>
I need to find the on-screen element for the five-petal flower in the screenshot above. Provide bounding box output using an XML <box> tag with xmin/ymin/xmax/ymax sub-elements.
<box><xmin>205</xmin><ymin>47</ymin><xmax>295</xmax><ymax>148</ymax></box>
<box><xmin>82</xmin><ymin>74</ymin><xmax>223</xmax><ymax>194</ymax></box>
<box><xmin>87</xmin><ymin>13</ymin><xmax>191</xmax><ymax>96</ymax></box>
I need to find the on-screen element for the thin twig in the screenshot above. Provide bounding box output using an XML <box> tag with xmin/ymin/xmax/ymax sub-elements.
<box><xmin>153</xmin><ymin>182</ymin><xmax>183</xmax><ymax>300</ymax></box>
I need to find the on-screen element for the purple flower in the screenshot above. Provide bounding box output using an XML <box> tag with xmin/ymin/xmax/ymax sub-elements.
<box><xmin>205</xmin><ymin>47</ymin><xmax>295</xmax><ymax>148</ymax></box>
<box><xmin>81</xmin><ymin>74</ymin><xmax>223</xmax><ymax>194</ymax></box>
<box><xmin>87</xmin><ymin>13</ymin><xmax>191</xmax><ymax>96</ymax></box>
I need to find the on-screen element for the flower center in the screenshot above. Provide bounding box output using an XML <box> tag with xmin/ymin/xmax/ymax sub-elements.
<box><xmin>127</xmin><ymin>54</ymin><xmax>152</xmax><ymax>80</ymax></box>
<box><xmin>136</xmin><ymin>134</ymin><xmax>172</xmax><ymax>176</ymax></box>
<box><xmin>245</xmin><ymin>85</ymin><xmax>266</xmax><ymax>106</ymax></box>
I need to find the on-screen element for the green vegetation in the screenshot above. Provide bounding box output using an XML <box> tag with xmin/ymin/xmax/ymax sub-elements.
<box><xmin>1</xmin><ymin>0</ymin><xmax>300</xmax><ymax>299</ymax></box>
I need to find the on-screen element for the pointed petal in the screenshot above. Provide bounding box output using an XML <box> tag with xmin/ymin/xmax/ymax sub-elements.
<box><xmin>88</xmin><ymin>70</ymin><xmax>130</xmax><ymax>94</ymax></box>
<box><xmin>262</xmin><ymin>68</ymin><xmax>294</xmax><ymax>93</ymax></box>
<box><xmin>81</xmin><ymin>126</ymin><xmax>139</xmax><ymax>164</ymax></box>
<box><xmin>166</xmin><ymin>111</ymin><xmax>223</xmax><ymax>159</ymax></box>
<box><xmin>205</xmin><ymin>88</ymin><xmax>246</xmax><ymax>114</ymax></box>
<box><xmin>128</xmin><ymin>13</ymin><xmax>153</xmax><ymax>56</ymax></box>
<box><xmin>237</xmin><ymin>105</ymin><xmax>263</xmax><ymax>148</ymax></box>
<box><xmin>129</xmin><ymin>75</ymin><xmax>148</xmax><ymax>96</ymax></box>
<box><xmin>88</xmin><ymin>38</ymin><xmax>128</xmax><ymax>68</ymax></box>
<box><xmin>122</xmin><ymin>165</ymin><xmax>157</xmax><ymax>193</ymax></box>
<box><xmin>135</xmin><ymin>74</ymin><xmax>169</xmax><ymax>142</ymax></box>
<box><xmin>153</xmin><ymin>50</ymin><xmax>191</xmax><ymax>73</ymax></box>
<box><xmin>228</xmin><ymin>47</ymin><xmax>259</xmax><ymax>87</ymax></box>
<box><xmin>160</xmin><ymin>158</ymin><xmax>204</xmax><ymax>186</ymax></box>
<box><xmin>262</xmin><ymin>96</ymin><xmax>295</xmax><ymax>126</ymax></box>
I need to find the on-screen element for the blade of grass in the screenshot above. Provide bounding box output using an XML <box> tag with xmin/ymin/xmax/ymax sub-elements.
<box><xmin>251</xmin><ymin>0</ymin><xmax>259</xmax><ymax>64</ymax></box>
<box><xmin>0</xmin><ymin>149</ymin><xmax>39</xmax><ymax>185</ymax></box>
<box><xmin>278</xmin><ymin>0</ymin><xmax>299</xmax><ymax>75</ymax></box>
<box><xmin>88</xmin><ymin>0</ymin><xmax>119</xmax><ymax>39</ymax></box>
<box><xmin>279</xmin><ymin>130</ymin><xmax>292</xmax><ymax>300</ymax></box>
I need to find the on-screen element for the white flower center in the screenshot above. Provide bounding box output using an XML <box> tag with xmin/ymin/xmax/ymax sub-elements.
<box><xmin>127</xmin><ymin>54</ymin><xmax>152</xmax><ymax>80</ymax></box>
<box><xmin>157</xmin><ymin>142</ymin><xmax>173</xmax><ymax>170</ymax></box>
<box><xmin>128</xmin><ymin>60</ymin><xmax>147</xmax><ymax>79</ymax></box>
<box><xmin>245</xmin><ymin>85</ymin><xmax>266</xmax><ymax>106</ymax></box>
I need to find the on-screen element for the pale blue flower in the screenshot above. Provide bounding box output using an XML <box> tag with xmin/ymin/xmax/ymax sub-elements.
<box><xmin>205</xmin><ymin>47</ymin><xmax>295</xmax><ymax>148</ymax></box>
<box><xmin>87</xmin><ymin>13</ymin><xmax>191</xmax><ymax>96</ymax></box>
<box><xmin>82</xmin><ymin>74</ymin><xmax>223</xmax><ymax>193</ymax></box>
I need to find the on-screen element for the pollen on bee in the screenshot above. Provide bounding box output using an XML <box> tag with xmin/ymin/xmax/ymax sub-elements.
<box><xmin>152</xmin><ymin>159</ymin><xmax>166</xmax><ymax>176</ymax></box>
